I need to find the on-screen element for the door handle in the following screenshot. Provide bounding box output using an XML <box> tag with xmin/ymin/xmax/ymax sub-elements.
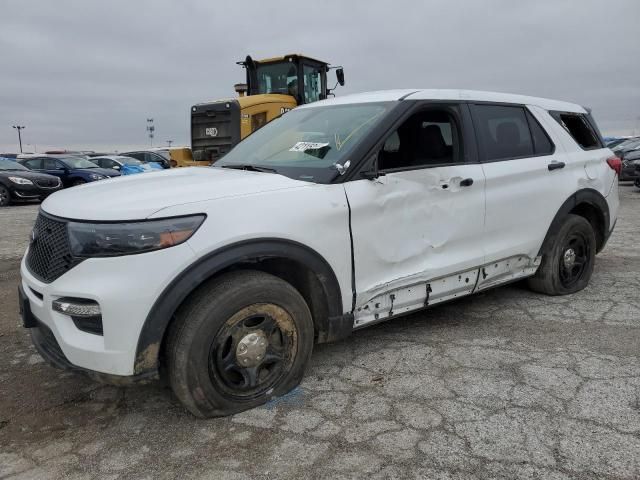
<box><xmin>460</xmin><ymin>178</ymin><xmax>474</xmax><ymax>187</ymax></box>
<box><xmin>548</xmin><ymin>162</ymin><xmax>565</xmax><ymax>171</ymax></box>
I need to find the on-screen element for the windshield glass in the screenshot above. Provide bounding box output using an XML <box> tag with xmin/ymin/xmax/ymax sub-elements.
<box><xmin>0</xmin><ymin>159</ymin><xmax>28</xmax><ymax>170</ymax></box>
<box><xmin>61</xmin><ymin>157</ymin><xmax>99</xmax><ymax>168</ymax></box>
<box><xmin>119</xmin><ymin>157</ymin><xmax>142</xmax><ymax>166</ymax></box>
<box><xmin>216</xmin><ymin>102</ymin><xmax>395</xmax><ymax>183</ymax></box>
<box><xmin>256</xmin><ymin>62</ymin><xmax>298</xmax><ymax>96</ymax></box>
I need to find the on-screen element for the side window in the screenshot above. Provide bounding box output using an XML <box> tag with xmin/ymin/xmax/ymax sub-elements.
<box><xmin>43</xmin><ymin>158</ymin><xmax>58</xmax><ymax>170</ymax></box>
<box><xmin>24</xmin><ymin>159</ymin><xmax>42</xmax><ymax>169</ymax></box>
<box><xmin>473</xmin><ymin>105</ymin><xmax>534</xmax><ymax>161</ymax></box>
<box><xmin>379</xmin><ymin>107</ymin><xmax>463</xmax><ymax>171</ymax></box>
<box><xmin>302</xmin><ymin>64</ymin><xmax>322</xmax><ymax>103</ymax></box>
<box><xmin>126</xmin><ymin>152</ymin><xmax>142</xmax><ymax>161</ymax></box>
<box><xmin>525</xmin><ymin>110</ymin><xmax>554</xmax><ymax>155</ymax></box>
<box><xmin>551</xmin><ymin>112</ymin><xmax>600</xmax><ymax>150</ymax></box>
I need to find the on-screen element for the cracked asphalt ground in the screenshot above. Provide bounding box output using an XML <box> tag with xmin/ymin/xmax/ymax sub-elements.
<box><xmin>1</xmin><ymin>186</ymin><xmax>640</xmax><ymax>480</ymax></box>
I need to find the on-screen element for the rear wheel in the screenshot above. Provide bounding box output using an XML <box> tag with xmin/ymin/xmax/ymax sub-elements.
<box><xmin>0</xmin><ymin>185</ymin><xmax>10</xmax><ymax>206</ymax></box>
<box><xmin>528</xmin><ymin>214</ymin><xmax>596</xmax><ymax>295</ymax></box>
<box><xmin>166</xmin><ymin>270</ymin><xmax>314</xmax><ymax>417</ymax></box>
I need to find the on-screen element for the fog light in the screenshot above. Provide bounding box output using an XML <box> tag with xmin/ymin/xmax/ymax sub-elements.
<box><xmin>53</xmin><ymin>298</ymin><xmax>103</xmax><ymax>335</ymax></box>
<box><xmin>52</xmin><ymin>297</ymin><xmax>101</xmax><ymax>317</ymax></box>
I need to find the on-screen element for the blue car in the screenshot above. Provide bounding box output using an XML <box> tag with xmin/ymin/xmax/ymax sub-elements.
<box><xmin>90</xmin><ymin>155</ymin><xmax>164</xmax><ymax>175</ymax></box>
<box><xmin>18</xmin><ymin>155</ymin><xmax>120</xmax><ymax>187</ymax></box>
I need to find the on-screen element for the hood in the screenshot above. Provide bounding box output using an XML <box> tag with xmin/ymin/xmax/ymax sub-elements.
<box><xmin>42</xmin><ymin>167</ymin><xmax>310</xmax><ymax>220</ymax></box>
<box><xmin>0</xmin><ymin>169</ymin><xmax>60</xmax><ymax>180</ymax></box>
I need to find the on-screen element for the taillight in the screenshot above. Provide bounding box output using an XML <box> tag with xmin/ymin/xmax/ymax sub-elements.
<box><xmin>606</xmin><ymin>156</ymin><xmax>622</xmax><ymax>176</ymax></box>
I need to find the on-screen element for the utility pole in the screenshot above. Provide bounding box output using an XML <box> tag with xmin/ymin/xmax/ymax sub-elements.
<box><xmin>12</xmin><ymin>125</ymin><xmax>25</xmax><ymax>153</ymax></box>
<box><xmin>146</xmin><ymin>118</ymin><xmax>155</xmax><ymax>147</ymax></box>
<box><xmin>166</xmin><ymin>140</ymin><xmax>173</xmax><ymax>147</ymax></box>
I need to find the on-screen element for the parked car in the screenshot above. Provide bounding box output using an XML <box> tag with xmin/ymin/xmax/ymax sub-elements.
<box><xmin>18</xmin><ymin>155</ymin><xmax>120</xmax><ymax>187</ymax></box>
<box><xmin>605</xmin><ymin>137</ymin><xmax>630</xmax><ymax>149</ymax></box>
<box><xmin>0</xmin><ymin>158</ymin><xmax>62</xmax><ymax>206</ymax></box>
<box><xmin>613</xmin><ymin>137</ymin><xmax>640</xmax><ymax>158</ymax></box>
<box><xmin>119</xmin><ymin>150</ymin><xmax>171</xmax><ymax>169</ymax></box>
<box><xmin>621</xmin><ymin>149</ymin><xmax>640</xmax><ymax>185</ymax></box>
<box><xmin>89</xmin><ymin>155</ymin><xmax>164</xmax><ymax>175</ymax></box>
<box><xmin>19</xmin><ymin>89</ymin><xmax>619</xmax><ymax>417</ymax></box>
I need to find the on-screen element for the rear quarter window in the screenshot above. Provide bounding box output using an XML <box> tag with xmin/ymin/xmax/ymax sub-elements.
<box><xmin>551</xmin><ymin>111</ymin><xmax>602</xmax><ymax>150</ymax></box>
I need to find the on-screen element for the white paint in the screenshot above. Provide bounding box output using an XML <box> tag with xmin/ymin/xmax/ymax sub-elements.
<box><xmin>21</xmin><ymin>89</ymin><xmax>619</xmax><ymax>377</ymax></box>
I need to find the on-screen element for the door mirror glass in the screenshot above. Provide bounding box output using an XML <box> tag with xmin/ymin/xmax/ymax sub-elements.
<box><xmin>113</xmin><ymin>165</ymin><xmax>121</xmax><ymax>170</ymax></box>
<box><xmin>336</xmin><ymin>68</ymin><xmax>345</xmax><ymax>86</ymax></box>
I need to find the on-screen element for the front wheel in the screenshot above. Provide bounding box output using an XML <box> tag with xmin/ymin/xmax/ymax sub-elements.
<box><xmin>166</xmin><ymin>270</ymin><xmax>314</xmax><ymax>417</ymax></box>
<box><xmin>528</xmin><ymin>214</ymin><xmax>596</xmax><ymax>295</ymax></box>
<box><xmin>0</xmin><ymin>185</ymin><xmax>10</xmax><ymax>207</ymax></box>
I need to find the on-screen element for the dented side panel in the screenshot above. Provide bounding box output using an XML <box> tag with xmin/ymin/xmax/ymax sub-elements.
<box><xmin>344</xmin><ymin>165</ymin><xmax>486</xmax><ymax>312</ymax></box>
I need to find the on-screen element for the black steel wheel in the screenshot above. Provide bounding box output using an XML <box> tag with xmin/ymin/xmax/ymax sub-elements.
<box><xmin>166</xmin><ymin>270</ymin><xmax>314</xmax><ymax>417</ymax></box>
<box><xmin>558</xmin><ymin>231</ymin><xmax>591</xmax><ymax>289</ymax></box>
<box><xmin>0</xmin><ymin>185</ymin><xmax>10</xmax><ymax>206</ymax></box>
<box><xmin>208</xmin><ymin>304</ymin><xmax>298</xmax><ymax>399</ymax></box>
<box><xmin>528</xmin><ymin>214</ymin><xmax>596</xmax><ymax>295</ymax></box>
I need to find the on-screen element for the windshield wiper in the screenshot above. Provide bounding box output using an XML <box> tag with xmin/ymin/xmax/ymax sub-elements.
<box><xmin>220</xmin><ymin>164</ymin><xmax>277</xmax><ymax>173</ymax></box>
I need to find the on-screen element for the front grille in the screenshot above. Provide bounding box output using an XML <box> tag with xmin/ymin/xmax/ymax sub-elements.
<box><xmin>26</xmin><ymin>213</ymin><xmax>83</xmax><ymax>283</ymax></box>
<box><xmin>34</xmin><ymin>178</ymin><xmax>60</xmax><ymax>188</ymax></box>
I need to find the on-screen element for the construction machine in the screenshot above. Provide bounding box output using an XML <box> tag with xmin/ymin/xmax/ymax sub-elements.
<box><xmin>190</xmin><ymin>54</ymin><xmax>345</xmax><ymax>163</ymax></box>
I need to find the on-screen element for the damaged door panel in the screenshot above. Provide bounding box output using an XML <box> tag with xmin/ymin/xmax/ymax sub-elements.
<box><xmin>344</xmin><ymin>163</ymin><xmax>486</xmax><ymax>312</ymax></box>
<box><xmin>353</xmin><ymin>254</ymin><xmax>540</xmax><ymax>328</ymax></box>
<box><xmin>475</xmin><ymin>254</ymin><xmax>541</xmax><ymax>291</ymax></box>
<box><xmin>354</xmin><ymin>267</ymin><xmax>479</xmax><ymax>327</ymax></box>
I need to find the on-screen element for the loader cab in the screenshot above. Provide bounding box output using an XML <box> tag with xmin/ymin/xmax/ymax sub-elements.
<box><xmin>242</xmin><ymin>54</ymin><xmax>331</xmax><ymax>105</ymax></box>
<box><xmin>191</xmin><ymin>54</ymin><xmax>344</xmax><ymax>164</ymax></box>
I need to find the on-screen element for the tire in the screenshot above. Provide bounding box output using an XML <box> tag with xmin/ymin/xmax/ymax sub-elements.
<box><xmin>0</xmin><ymin>185</ymin><xmax>10</xmax><ymax>207</ymax></box>
<box><xmin>166</xmin><ymin>270</ymin><xmax>314</xmax><ymax>417</ymax></box>
<box><xmin>528</xmin><ymin>214</ymin><xmax>596</xmax><ymax>295</ymax></box>
<box><xmin>72</xmin><ymin>179</ymin><xmax>86</xmax><ymax>187</ymax></box>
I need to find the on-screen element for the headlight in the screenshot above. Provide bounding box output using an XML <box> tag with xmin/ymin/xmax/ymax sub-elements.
<box><xmin>67</xmin><ymin>215</ymin><xmax>206</xmax><ymax>257</ymax></box>
<box><xmin>8</xmin><ymin>176</ymin><xmax>33</xmax><ymax>185</ymax></box>
<box><xmin>89</xmin><ymin>173</ymin><xmax>106</xmax><ymax>180</ymax></box>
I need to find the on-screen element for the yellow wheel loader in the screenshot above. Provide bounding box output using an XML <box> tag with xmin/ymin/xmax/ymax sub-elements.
<box><xmin>190</xmin><ymin>54</ymin><xmax>345</xmax><ymax>163</ymax></box>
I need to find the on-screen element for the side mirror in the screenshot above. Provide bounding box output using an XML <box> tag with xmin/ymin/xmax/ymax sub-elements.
<box><xmin>336</xmin><ymin>68</ymin><xmax>345</xmax><ymax>87</ymax></box>
<box><xmin>113</xmin><ymin>165</ymin><xmax>121</xmax><ymax>170</ymax></box>
<box><xmin>360</xmin><ymin>152</ymin><xmax>384</xmax><ymax>180</ymax></box>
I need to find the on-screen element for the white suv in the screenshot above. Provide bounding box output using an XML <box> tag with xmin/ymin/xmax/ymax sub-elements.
<box><xmin>19</xmin><ymin>89</ymin><xmax>620</xmax><ymax>417</ymax></box>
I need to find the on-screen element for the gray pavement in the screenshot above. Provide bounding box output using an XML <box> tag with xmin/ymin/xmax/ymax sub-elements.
<box><xmin>1</xmin><ymin>186</ymin><xmax>639</xmax><ymax>479</ymax></box>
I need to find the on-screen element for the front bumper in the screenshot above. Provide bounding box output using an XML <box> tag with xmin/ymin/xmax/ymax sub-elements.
<box><xmin>20</xmin><ymin>241</ymin><xmax>196</xmax><ymax>378</ymax></box>
<box><xmin>11</xmin><ymin>183</ymin><xmax>61</xmax><ymax>200</ymax></box>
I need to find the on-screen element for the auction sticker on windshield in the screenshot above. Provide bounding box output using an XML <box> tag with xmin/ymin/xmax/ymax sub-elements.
<box><xmin>289</xmin><ymin>142</ymin><xmax>330</xmax><ymax>152</ymax></box>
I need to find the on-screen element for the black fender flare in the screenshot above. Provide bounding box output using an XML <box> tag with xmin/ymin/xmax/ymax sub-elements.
<box><xmin>538</xmin><ymin>188</ymin><xmax>610</xmax><ymax>256</ymax></box>
<box><xmin>133</xmin><ymin>238</ymin><xmax>347</xmax><ymax>375</ymax></box>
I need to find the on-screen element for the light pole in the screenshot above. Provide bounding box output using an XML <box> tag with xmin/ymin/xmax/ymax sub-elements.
<box><xmin>12</xmin><ymin>125</ymin><xmax>25</xmax><ymax>153</ymax></box>
<box><xmin>166</xmin><ymin>140</ymin><xmax>173</xmax><ymax>147</ymax></box>
<box><xmin>146</xmin><ymin>118</ymin><xmax>155</xmax><ymax>147</ymax></box>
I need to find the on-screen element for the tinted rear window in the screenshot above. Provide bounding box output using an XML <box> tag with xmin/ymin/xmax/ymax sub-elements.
<box><xmin>473</xmin><ymin>105</ymin><xmax>534</xmax><ymax>161</ymax></box>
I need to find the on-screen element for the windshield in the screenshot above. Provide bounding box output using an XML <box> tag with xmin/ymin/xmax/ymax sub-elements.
<box><xmin>61</xmin><ymin>157</ymin><xmax>99</xmax><ymax>168</ymax></box>
<box><xmin>0</xmin><ymin>159</ymin><xmax>28</xmax><ymax>170</ymax></box>
<box><xmin>216</xmin><ymin>102</ymin><xmax>395</xmax><ymax>183</ymax></box>
<box><xmin>255</xmin><ymin>62</ymin><xmax>298</xmax><ymax>96</ymax></box>
<box><xmin>119</xmin><ymin>157</ymin><xmax>142</xmax><ymax>166</ymax></box>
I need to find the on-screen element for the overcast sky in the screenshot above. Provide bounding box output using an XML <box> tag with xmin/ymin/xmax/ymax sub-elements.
<box><xmin>1</xmin><ymin>0</ymin><xmax>639</xmax><ymax>153</ymax></box>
